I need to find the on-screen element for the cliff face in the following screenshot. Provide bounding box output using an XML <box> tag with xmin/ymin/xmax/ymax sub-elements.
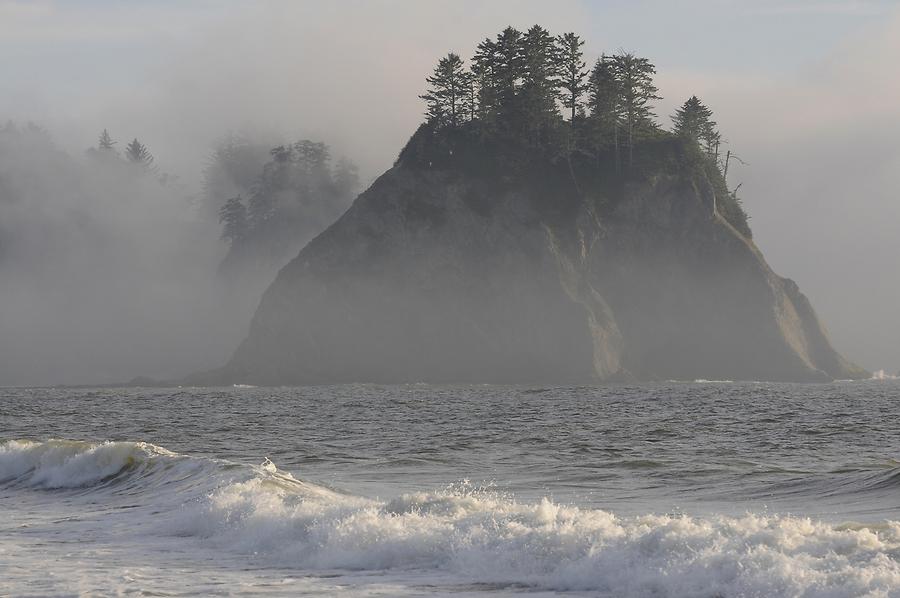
<box><xmin>206</xmin><ymin>143</ymin><xmax>866</xmax><ymax>385</ymax></box>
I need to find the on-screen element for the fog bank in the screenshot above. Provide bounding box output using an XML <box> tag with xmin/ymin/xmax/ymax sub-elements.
<box><xmin>0</xmin><ymin>1</ymin><xmax>897</xmax><ymax>384</ymax></box>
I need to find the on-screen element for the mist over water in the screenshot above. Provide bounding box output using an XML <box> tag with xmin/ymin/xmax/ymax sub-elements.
<box><xmin>1</xmin><ymin>2</ymin><xmax>898</xmax><ymax>384</ymax></box>
<box><xmin>0</xmin><ymin>125</ymin><xmax>237</xmax><ymax>385</ymax></box>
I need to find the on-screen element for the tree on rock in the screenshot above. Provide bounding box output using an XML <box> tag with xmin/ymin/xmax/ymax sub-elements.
<box><xmin>610</xmin><ymin>53</ymin><xmax>660</xmax><ymax>166</ymax></box>
<box><xmin>125</xmin><ymin>138</ymin><xmax>154</xmax><ymax>169</ymax></box>
<box><xmin>420</xmin><ymin>53</ymin><xmax>472</xmax><ymax>128</ymax></box>
<box><xmin>587</xmin><ymin>55</ymin><xmax>624</xmax><ymax>168</ymax></box>
<box><xmin>672</xmin><ymin>95</ymin><xmax>719</xmax><ymax>156</ymax></box>
<box><xmin>472</xmin><ymin>37</ymin><xmax>499</xmax><ymax>123</ymax></box>
<box><xmin>493</xmin><ymin>27</ymin><xmax>524</xmax><ymax>115</ymax></box>
<box><xmin>519</xmin><ymin>25</ymin><xmax>560</xmax><ymax>127</ymax></box>
<box><xmin>98</xmin><ymin>129</ymin><xmax>116</xmax><ymax>151</ymax></box>
<box><xmin>557</xmin><ymin>32</ymin><xmax>587</xmax><ymax>121</ymax></box>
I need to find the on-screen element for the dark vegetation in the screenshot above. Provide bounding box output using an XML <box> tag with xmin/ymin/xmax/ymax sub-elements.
<box><xmin>85</xmin><ymin>128</ymin><xmax>360</xmax><ymax>273</ymax></box>
<box><xmin>212</xmin><ymin>139</ymin><xmax>359</xmax><ymax>272</ymax></box>
<box><xmin>406</xmin><ymin>25</ymin><xmax>751</xmax><ymax>237</ymax></box>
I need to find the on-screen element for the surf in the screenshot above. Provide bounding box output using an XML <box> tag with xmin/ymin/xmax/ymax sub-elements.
<box><xmin>3</xmin><ymin>439</ymin><xmax>900</xmax><ymax>596</ymax></box>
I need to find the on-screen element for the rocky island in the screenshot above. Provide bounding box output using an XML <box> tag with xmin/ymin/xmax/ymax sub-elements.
<box><xmin>193</xmin><ymin>26</ymin><xmax>866</xmax><ymax>385</ymax></box>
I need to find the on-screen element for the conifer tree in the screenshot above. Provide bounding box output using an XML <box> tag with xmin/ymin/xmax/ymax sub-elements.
<box><xmin>672</xmin><ymin>96</ymin><xmax>713</xmax><ymax>141</ymax></box>
<box><xmin>201</xmin><ymin>134</ymin><xmax>269</xmax><ymax>219</ymax></box>
<box><xmin>293</xmin><ymin>140</ymin><xmax>330</xmax><ymax>175</ymax></box>
<box><xmin>472</xmin><ymin>37</ymin><xmax>499</xmax><ymax>122</ymax></box>
<box><xmin>420</xmin><ymin>53</ymin><xmax>471</xmax><ymax>128</ymax></box>
<box><xmin>492</xmin><ymin>27</ymin><xmax>524</xmax><ymax>116</ymax></box>
<box><xmin>124</xmin><ymin>138</ymin><xmax>154</xmax><ymax>169</ymax></box>
<box><xmin>519</xmin><ymin>25</ymin><xmax>560</xmax><ymax>125</ymax></box>
<box><xmin>98</xmin><ymin>129</ymin><xmax>116</xmax><ymax>151</ymax></box>
<box><xmin>702</xmin><ymin>126</ymin><xmax>722</xmax><ymax>160</ymax></box>
<box><xmin>219</xmin><ymin>196</ymin><xmax>249</xmax><ymax>245</ymax></box>
<box><xmin>587</xmin><ymin>55</ymin><xmax>624</xmax><ymax>168</ymax></box>
<box><xmin>462</xmin><ymin>71</ymin><xmax>478</xmax><ymax>122</ymax></box>
<box><xmin>557</xmin><ymin>33</ymin><xmax>587</xmax><ymax>121</ymax></box>
<box><xmin>610</xmin><ymin>53</ymin><xmax>660</xmax><ymax>166</ymax></box>
<box><xmin>672</xmin><ymin>96</ymin><xmax>722</xmax><ymax>159</ymax></box>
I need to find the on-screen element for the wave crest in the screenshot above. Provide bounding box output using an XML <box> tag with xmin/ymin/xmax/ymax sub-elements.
<box><xmin>178</xmin><ymin>473</ymin><xmax>900</xmax><ymax>594</ymax></box>
<box><xmin>4</xmin><ymin>439</ymin><xmax>900</xmax><ymax>595</ymax></box>
<box><xmin>0</xmin><ymin>439</ymin><xmax>177</xmax><ymax>489</ymax></box>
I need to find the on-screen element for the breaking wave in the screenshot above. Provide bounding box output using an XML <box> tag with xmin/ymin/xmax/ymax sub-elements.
<box><xmin>3</xmin><ymin>439</ymin><xmax>900</xmax><ymax>596</ymax></box>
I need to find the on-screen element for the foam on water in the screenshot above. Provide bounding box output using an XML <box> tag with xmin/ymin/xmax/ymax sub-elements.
<box><xmin>3</xmin><ymin>439</ymin><xmax>900</xmax><ymax>596</ymax></box>
<box><xmin>0</xmin><ymin>439</ymin><xmax>172</xmax><ymax>488</ymax></box>
<box><xmin>871</xmin><ymin>370</ymin><xmax>899</xmax><ymax>381</ymax></box>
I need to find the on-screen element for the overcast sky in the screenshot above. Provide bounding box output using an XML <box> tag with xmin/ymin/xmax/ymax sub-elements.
<box><xmin>1</xmin><ymin>0</ymin><xmax>897</xmax><ymax>372</ymax></box>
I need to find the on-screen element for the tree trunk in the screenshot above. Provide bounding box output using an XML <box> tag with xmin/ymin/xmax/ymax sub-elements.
<box><xmin>614</xmin><ymin>123</ymin><xmax>620</xmax><ymax>173</ymax></box>
<box><xmin>628</xmin><ymin>122</ymin><xmax>634</xmax><ymax>168</ymax></box>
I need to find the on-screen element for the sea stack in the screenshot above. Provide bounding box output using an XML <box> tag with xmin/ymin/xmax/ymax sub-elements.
<box><xmin>193</xmin><ymin>121</ymin><xmax>865</xmax><ymax>385</ymax></box>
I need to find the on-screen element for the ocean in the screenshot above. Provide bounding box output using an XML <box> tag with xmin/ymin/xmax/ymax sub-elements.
<box><xmin>2</xmin><ymin>381</ymin><xmax>899</xmax><ymax>596</ymax></box>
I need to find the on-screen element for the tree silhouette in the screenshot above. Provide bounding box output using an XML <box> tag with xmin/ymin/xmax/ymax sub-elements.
<box><xmin>201</xmin><ymin>134</ymin><xmax>270</xmax><ymax>218</ymax></box>
<box><xmin>493</xmin><ymin>27</ymin><xmax>524</xmax><ymax>119</ymax></box>
<box><xmin>125</xmin><ymin>138</ymin><xmax>154</xmax><ymax>169</ymax></box>
<box><xmin>519</xmin><ymin>25</ymin><xmax>559</xmax><ymax>128</ymax></box>
<box><xmin>420</xmin><ymin>53</ymin><xmax>471</xmax><ymax>128</ymax></box>
<box><xmin>557</xmin><ymin>33</ymin><xmax>587</xmax><ymax>121</ymax></box>
<box><xmin>610</xmin><ymin>53</ymin><xmax>660</xmax><ymax>167</ymax></box>
<box><xmin>587</xmin><ymin>55</ymin><xmax>624</xmax><ymax>169</ymax></box>
<box><xmin>221</xmin><ymin>139</ymin><xmax>358</xmax><ymax>265</ymax></box>
<box><xmin>672</xmin><ymin>95</ymin><xmax>718</xmax><ymax>154</ymax></box>
<box><xmin>98</xmin><ymin>129</ymin><xmax>116</xmax><ymax>151</ymax></box>
<box><xmin>472</xmin><ymin>37</ymin><xmax>499</xmax><ymax>123</ymax></box>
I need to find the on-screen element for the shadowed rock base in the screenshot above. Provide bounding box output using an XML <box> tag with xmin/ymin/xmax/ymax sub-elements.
<box><xmin>190</xmin><ymin>160</ymin><xmax>866</xmax><ymax>386</ymax></box>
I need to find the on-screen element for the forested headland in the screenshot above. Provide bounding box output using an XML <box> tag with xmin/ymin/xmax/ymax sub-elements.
<box><xmin>407</xmin><ymin>25</ymin><xmax>750</xmax><ymax>237</ymax></box>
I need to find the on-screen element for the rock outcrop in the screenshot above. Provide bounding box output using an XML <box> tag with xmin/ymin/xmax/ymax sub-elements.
<box><xmin>195</xmin><ymin>133</ymin><xmax>866</xmax><ymax>385</ymax></box>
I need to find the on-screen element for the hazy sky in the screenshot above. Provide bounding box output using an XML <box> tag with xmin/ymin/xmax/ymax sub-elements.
<box><xmin>1</xmin><ymin>0</ymin><xmax>898</xmax><ymax>373</ymax></box>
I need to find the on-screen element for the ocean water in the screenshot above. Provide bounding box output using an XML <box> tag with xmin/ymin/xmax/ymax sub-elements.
<box><xmin>2</xmin><ymin>381</ymin><xmax>899</xmax><ymax>597</ymax></box>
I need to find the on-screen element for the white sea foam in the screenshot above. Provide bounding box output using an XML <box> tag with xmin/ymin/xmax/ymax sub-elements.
<box><xmin>175</xmin><ymin>464</ymin><xmax>900</xmax><ymax>596</ymax></box>
<box><xmin>872</xmin><ymin>370</ymin><xmax>899</xmax><ymax>381</ymax></box>
<box><xmin>0</xmin><ymin>439</ymin><xmax>174</xmax><ymax>488</ymax></box>
<box><xmin>4</xmin><ymin>440</ymin><xmax>900</xmax><ymax>596</ymax></box>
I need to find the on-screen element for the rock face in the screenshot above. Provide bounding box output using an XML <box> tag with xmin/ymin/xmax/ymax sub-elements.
<box><xmin>202</xmin><ymin>140</ymin><xmax>866</xmax><ymax>385</ymax></box>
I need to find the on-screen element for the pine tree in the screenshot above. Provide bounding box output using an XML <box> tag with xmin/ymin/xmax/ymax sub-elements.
<box><xmin>557</xmin><ymin>33</ymin><xmax>587</xmax><ymax>121</ymax></box>
<box><xmin>702</xmin><ymin>127</ymin><xmax>722</xmax><ymax>159</ymax></box>
<box><xmin>124</xmin><ymin>138</ymin><xmax>154</xmax><ymax>168</ymax></box>
<box><xmin>98</xmin><ymin>129</ymin><xmax>116</xmax><ymax>151</ymax></box>
<box><xmin>219</xmin><ymin>196</ymin><xmax>249</xmax><ymax>245</ymax></box>
<box><xmin>587</xmin><ymin>55</ymin><xmax>624</xmax><ymax>168</ymax></box>
<box><xmin>294</xmin><ymin>140</ymin><xmax>330</xmax><ymax>173</ymax></box>
<box><xmin>672</xmin><ymin>96</ymin><xmax>722</xmax><ymax>159</ymax></box>
<box><xmin>672</xmin><ymin>96</ymin><xmax>713</xmax><ymax>141</ymax></box>
<box><xmin>201</xmin><ymin>134</ymin><xmax>269</xmax><ymax>219</ymax></box>
<box><xmin>463</xmin><ymin>71</ymin><xmax>478</xmax><ymax>122</ymax></box>
<box><xmin>247</xmin><ymin>147</ymin><xmax>287</xmax><ymax>226</ymax></box>
<box><xmin>420</xmin><ymin>53</ymin><xmax>471</xmax><ymax>128</ymax></box>
<box><xmin>519</xmin><ymin>25</ymin><xmax>560</xmax><ymax>125</ymax></box>
<box><xmin>493</xmin><ymin>27</ymin><xmax>524</xmax><ymax>117</ymax></box>
<box><xmin>610</xmin><ymin>53</ymin><xmax>660</xmax><ymax>167</ymax></box>
<box><xmin>472</xmin><ymin>37</ymin><xmax>499</xmax><ymax>122</ymax></box>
